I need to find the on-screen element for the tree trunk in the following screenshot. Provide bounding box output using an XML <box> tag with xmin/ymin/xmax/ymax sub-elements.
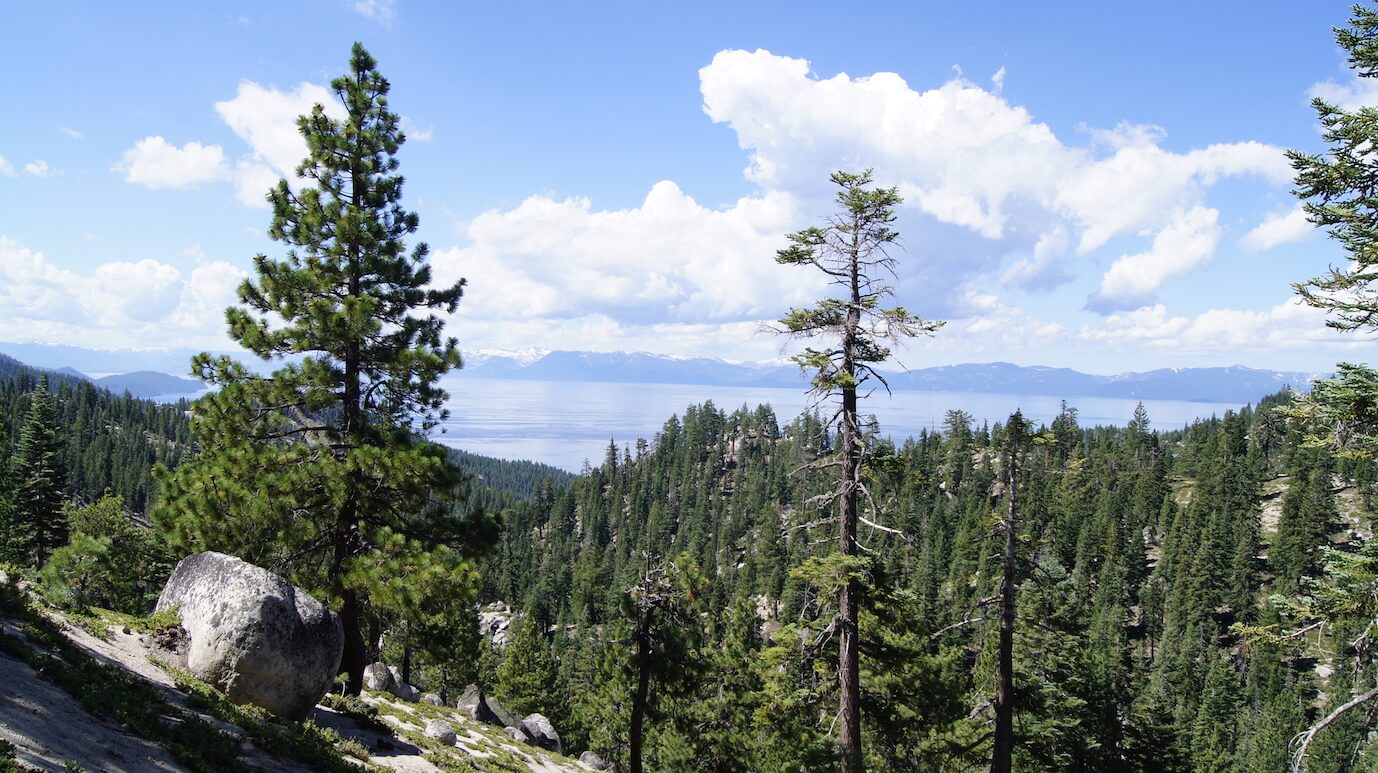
<box><xmin>339</xmin><ymin>587</ymin><xmax>367</xmax><ymax>696</ymax></box>
<box><xmin>336</xmin><ymin>155</ymin><xmax>367</xmax><ymax>697</ymax></box>
<box><xmin>992</xmin><ymin>444</ymin><xmax>1019</xmax><ymax>773</ymax></box>
<box><xmin>630</xmin><ymin>613</ymin><xmax>651</xmax><ymax>773</ymax></box>
<box><xmin>838</xmin><ymin>230</ymin><xmax>864</xmax><ymax>773</ymax></box>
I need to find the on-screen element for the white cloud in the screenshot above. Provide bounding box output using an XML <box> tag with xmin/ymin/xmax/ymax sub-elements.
<box><xmin>213</xmin><ymin>80</ymin><xmax>345</xmax><ymax>204</ymax></box>
<box><xmin>1241</xmin><ymin>206</ymin><xmax>1315</xmax><ymax>251</ymax></box>
<box><xmin>215</xmin><ymin>80</ymin><xmax>341</xmax><ymax>178</ymax></box>
<box><xmin>697</xmin><ymin>50</ymin><xmax>1291</xmax><ymax>311</ymax></box>
<box><xmin>1001</xmin><ymin>225</ymin><xmax>1071</xmax><ymax>291</ymax></box>
<box><xmin>1309</xmin><ymin>74</ymin><xmax>1378</xmax><ymax>110</ymax></box>
<box><xmin>59</xmin><ymin>127</ymin><xmax>82</xmax><ymax>140</ymax></box>
<box><xmin>24</xmin><ymin>160</ymin><xmax>51</xmax><ymax>178</ymax></box>
<box><xmin>115</xmin><ymin>137</ymin><xmax>226</xmax><ymax>189</ymax></box>
<box><xmin>352</xmin><ymin>0</ymin><xmax>396</xmax><ymax>21</ymax></box>
<box><xmin>1078</xmin><ymin>298</ymin><xmax>1363</xmax><ymax>355</ymax></box>
<box><xmin>1090</xmin><ymin>206</ymin><xmax>1221</xmax><ymax>311</ymax></box>
<box><xmin>0</xmin><ymin>155</ymin><xmax>13</xmax><ymax>177</ymax></box>
<box><xmin>433</xmin><ymin>181</ymin><xmax>817</xmax><ymax>324</ymax></box>
<box><xmin>0</xmin><ymin>236</ymin><xmax>245</xmax><ymax>348</ymax></box>
<box><xmin>400</xmin><ymin>116</ymin><xmax>433</xmax><ymax>142</ymax></box>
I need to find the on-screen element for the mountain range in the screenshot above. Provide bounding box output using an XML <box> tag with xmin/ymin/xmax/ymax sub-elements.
<box><xmin>0</xmin><ymin>342</ymin><xmax>1327</xmax><ymax>405</ymax></box>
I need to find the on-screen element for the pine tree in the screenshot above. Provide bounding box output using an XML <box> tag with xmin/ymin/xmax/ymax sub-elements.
<box><xmin>992</xmin><ymin>410</ymin><xmax>1032</xmax><ymax>773</ymax></box>
<box><xmin>496</xmin><ymin>612</ymin><xmax>560</xmax><ymax>718</ymax></box>
<box><xmin>7</xmin><ymin>376</ymin><xmax>67</xmax><ymax>567</ymax></box>
<box><xmin>153</xmin><ymin>43</ymin><xmax>481</xmax><ymax>695</ymax></box>
<box><xmin>771</xmin><ymin>170</ymin><xmax>943</xmax><ymax>771</ymax></box>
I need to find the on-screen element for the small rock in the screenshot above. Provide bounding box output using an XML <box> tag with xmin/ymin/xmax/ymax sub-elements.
<box><xmin>505</xmin><ymin>725</ymin><xmax>532</xmax><ymax>743</ymax></box>
<box><xmin>421</xmin><ymin>692</ymin><xmax>443</xmax><ymax>706</ymax></box>
<box><xmin>363</xmin><ymin>662</ymin><xmax>394</xmax><ymax>691</ymax></box>
<box><xmin>424</xmin><ymin>718</ymin><xmax>457</xmax><ymax>746</ymax></box>
<box><xmin>579</xmin><ymin>750</ymin><xmax>611</xmax><ymax>770</ymax></box>
<box><xmin>518</xmin><ymin>713</ymin><xmax>562</xmax><ymax>754</ymax></box>
<box><xmin>1317</xmin><ymin>664</ymin><xmax>1334</xmax><ymax>679</ymax></box>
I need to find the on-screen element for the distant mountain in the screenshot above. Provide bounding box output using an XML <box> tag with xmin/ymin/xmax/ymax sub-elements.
<box><xmin>465</xmin><ymin>350</ymin><xmax>1325</xmax><ymax>404</ymax></box>
<box><xmin>94</xmin><ymin>371</ymin><xmax>204</xmax><ymax>399</ymax></box>
<box><xmin>1</xmin><ymin>341</ymin><xmax>1329</xmax><ymax>405</ymax></box>
<box><xmin>0</xmin><ymin>341</ymin><xmax>207</xmax><ymax>375</ymax></box>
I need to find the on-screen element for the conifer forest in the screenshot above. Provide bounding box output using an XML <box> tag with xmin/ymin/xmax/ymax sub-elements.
<box><xmin>5</xmin><ymin>5</ymin><xmax>1378</xmax><ymax>773</ymax></box>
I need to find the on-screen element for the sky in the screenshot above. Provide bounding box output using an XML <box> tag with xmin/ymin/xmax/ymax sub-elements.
<box><xmin>1</xmin><ymin>1</ymin><xmax>1375</xmax><ymax>375</ymax></box>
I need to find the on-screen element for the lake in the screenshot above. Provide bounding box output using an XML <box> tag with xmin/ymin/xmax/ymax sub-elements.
<box><xmin>430</xmin><ymin>377</ymin><xmax>1244</xmax><ymax>472</ymax></box>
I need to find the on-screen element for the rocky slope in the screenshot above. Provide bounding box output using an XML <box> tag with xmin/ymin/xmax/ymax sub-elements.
<box><xmin>0</xmin><ymin>584</ymin><xmax>591</xmax><ymax>773</ymax></box>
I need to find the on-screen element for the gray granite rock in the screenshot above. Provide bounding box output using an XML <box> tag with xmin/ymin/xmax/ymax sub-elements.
<box><xmin>156</xmin><ymin>551</ymin><xmax>343</xmax><ymax>720</ymax></box>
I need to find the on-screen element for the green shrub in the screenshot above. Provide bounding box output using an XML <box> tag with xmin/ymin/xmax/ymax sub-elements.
<box><xmin>38</xmin><ymin>496</ymin><xmax>173</xmax><ymax>614</ymax></box>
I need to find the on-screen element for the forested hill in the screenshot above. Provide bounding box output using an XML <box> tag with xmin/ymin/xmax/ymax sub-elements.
<box><xmin>479</xmin><ymin>393</ymin><xmax>1377</xmax><ymax>770</ymax></box>
<box><xmin>0</xmin><ymin>355</ymin><xmax>574</xmax><ymax>515</ymax></box>
<box><xmin>0</xmin><ymin>356</ymin><xmax>193</xmax><ymax>514</ymax></box>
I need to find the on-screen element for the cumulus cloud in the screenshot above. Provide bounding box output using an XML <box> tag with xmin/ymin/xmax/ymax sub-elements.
<box><xmin>1309</xmin><ymin>74</ymin><xmax>1378</xmax><ymax>110</ymax></box>
<box><xmin>697</xmin><ymin>50</ymin><xmax>1291</xmax><ymax>311</ymax></box>
<box><xmin>121</xmin><ymin>80</ymin><xmax>347</xmax><ymax>205</ymax></box>
<box><xmin>0</xmin><ymin>155</ymin><xmax>13</xmax><ymax>177</ymax></box>
<box><xmin>1241</xmin><ymin>206</ymin><xmax>1315</xmax><ymax>251</ymax></box>
<box><xmin>1078</xmin><ymin>298</ymin><xmax>1363</xmax><ymax>355</ymax></box>
<box><xmin>212</xmin><ymin>80</ymin><xmax>348</xmax><ymax>206</ymax></box>
<box><xmin>1089</xmin><ymin>206</ymin><xmax>1221</xmax><ymax>311</ymax></box>
<box><xmin>115</xmin><ymin>137</ymin><xmax>226</xmax><ymax>189</ymax></box>
<box><xmin>24</xmin><ymin>160</ymin><xmax>51</xmax><ymax>178</ymax></box>
<box><xmin>433</xmin><ymin>182</ymin><xmax>819</xmax><ymax>324</ymax></box>
<box><xmin>0</xmin><ymin>236</ymin><xmax>245</xmax><ymax>348</ymax></box>
<box><xmin>59</xmin><ymin>127</ymin><xmax>82</xmax><ymax>140</ymax></box>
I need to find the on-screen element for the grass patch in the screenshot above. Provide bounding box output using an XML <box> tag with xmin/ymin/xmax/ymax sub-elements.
<box><xmin>160</xmin><ymin>661</ymin><xmax>372</xmax><ymax>772</ymax></box>
<box><xmin>321</xmin><ymin>692</ymin><xmax>392</xmax><ymax>735</ymax></box>
<box><xmin>89</xmin><ymin>606</ymin><xmax>180</xmax><ymax>634</ymax></box>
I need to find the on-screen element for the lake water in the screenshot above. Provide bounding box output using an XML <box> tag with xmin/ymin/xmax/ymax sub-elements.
<box><xmin>430</xmin><ymin>377</ymin><xmax>1244</xmax><ymax>472</ymax></box>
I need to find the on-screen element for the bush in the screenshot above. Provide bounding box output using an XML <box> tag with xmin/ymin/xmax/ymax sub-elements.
<box><xmin>38</xmin><ymin>496</ymin><xmax>173</xmax><ymax>614</ymax></box>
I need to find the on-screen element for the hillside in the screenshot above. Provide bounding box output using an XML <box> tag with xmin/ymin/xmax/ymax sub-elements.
<box><xmin>0</xmin><ymin>577</ymin><xmax>592</xmax><ymax>772</ymax></box>
<box><xmin>468</xmin><ymin>392</ymin><xmax>1376</xmax><ymax>770</ymax></box>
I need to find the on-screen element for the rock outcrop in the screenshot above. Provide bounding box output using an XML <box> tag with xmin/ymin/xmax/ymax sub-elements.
<box><xmin>456</xmin><ymin>683</ymin><xmax>515</xmax><ymax>727</ymax></box>
<box><xmin>385</xmin><ymin>665</ymin><xmax>420</xmax><ymax>702</ymax></box>
<box><xmin>155</xmin><ymin>551</ymin><xmax>343</xmax><ymax>720</ymax></box>
<box><xmin>363</xmin><ymin>662</ymin><xmax>394</xmax><ymax>691</ymax></box>
<box><xmin>579</xmin><ymin>750</ymin><xmax>611</xmax><ymax>770</ymax></box>
<box><xmin>424</xmin><ymin>719</ymin><xmax>457</xmax><ymax>746</ymax></box>
<box><xmin>518</xmin><ymin>713</ymin><xmax>562</xmax><ymax>754</ymax></box>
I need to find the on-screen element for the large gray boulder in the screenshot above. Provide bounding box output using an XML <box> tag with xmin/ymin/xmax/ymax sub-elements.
<box><xmin>456</xmin><ymin>683</ymin><xmax>515</xmax><ymax>727</ymax></box>
<box><xmin>579</xmin><ymin>750</ymin><xmax>610</xmax><ymax>770</ymax></box>
<box><xmin>424</xmin><ymin>718</ymin><xmax>457</xmax><ymax>746</ymax></box>
<box><xmin>363</xmin><ymin>662</ymin><xmax>393</xmax><ymax>691</ymax></box>
<box><xmin>385</xmin><ymin>665</ymin><xmax>420</xmax><ymax>702</ymax></box>
<box><xmin>155</xmin><ymin>551</ymin><xmax>343</xmax><ymax>720</ymax></box>
<box><xmin>518</xmin><ymin>713</ymin><xmax>562</xmax><ymax>754</ymax></box>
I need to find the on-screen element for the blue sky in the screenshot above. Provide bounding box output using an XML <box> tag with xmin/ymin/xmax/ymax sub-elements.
<box><xmin>1</xmin><ymin>0</ymin><xmax>1373</xmax><ymax>374</ymax></box>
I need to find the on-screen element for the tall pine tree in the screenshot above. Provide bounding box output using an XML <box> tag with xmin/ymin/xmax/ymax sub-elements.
<box><xmin>7</xmin><ymin>376</ymin><xmax>67</xmax><ymax>567</ymax></box>
<box><xmin>154</xmin><ymin>43</ymin><xmax>483</xmax><ymax>695</ymax></box>
<box><xmin>772</xmin><ymin>170</ymin><xmax>943</xmax><ymax>771</ymax></box>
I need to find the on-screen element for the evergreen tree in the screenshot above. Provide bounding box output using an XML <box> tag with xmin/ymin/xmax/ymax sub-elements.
<box><xmin>7</xmin><ymin>376</ymin><xmax>66</xmax><ymax>567</ymax></box>
<box><xmin>153</xmin><ymin>43</ymin><xmax>483</xmax><ymax>695</ymax></box>
<box><xmin>495</xmin><ymin>612</ymin><xmax>560</xmax><ymax>718</ymax></box>
<box><xmin>771</xmin><ymin>170</ymin><xmax>943</xmax><ymax>771</ymax></box>
<box><xmin>992</xmin><ymin>410</ymin><xmax>1032</xmax><ymax>773</ymax></box>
